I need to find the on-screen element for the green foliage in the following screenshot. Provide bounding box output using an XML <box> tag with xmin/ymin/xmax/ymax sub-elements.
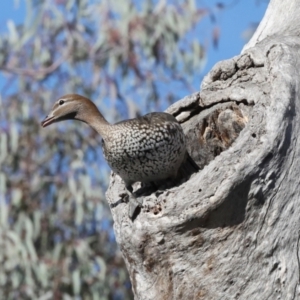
<box><xmin>0</xmin><ymin>0</ymin><xmax>207</xmax><ymax>298</ymax></box>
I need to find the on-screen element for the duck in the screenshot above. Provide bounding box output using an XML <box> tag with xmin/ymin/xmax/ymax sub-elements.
<box><xmin>41</xmin><ymin>94</ymin><xmax>199</xmax><ymax>219</ymax></box>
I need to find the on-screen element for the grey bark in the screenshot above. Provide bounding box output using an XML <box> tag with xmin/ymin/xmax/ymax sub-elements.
<box><xmin>106</xmin><ymin>0</ymin><xmax>300</xmax><ymax>299</ymax></box>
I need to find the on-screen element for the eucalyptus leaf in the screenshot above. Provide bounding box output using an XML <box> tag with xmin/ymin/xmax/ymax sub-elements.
<box><xmin>0</xmin><ymin>172</ymin><xmax>6</xmax><ymax>195</ymax></box>
<box><xmin>7</xmin><ymin>20</ymin><xmax>19</xmax><ymax>46</ymax></box>
<box><xmin>68</xmin><ymin>176</ymin><xmax>77</xmax><ymax>195</ymax></box>
<box><xmin>11</xmin><ymin>272</ymin><xmax>21</xmax><ymax>289</ymax></box>
<box><xmin>11</xmin><ymin>188</ymin><xmax>22</xmax><ymax>207</ymax></box>
<box><xmin>72</xmin><ymin>269</ymin><xmax>81</xmax><ymax>295</ymax></box>
<box><xmin>0</xmin><ymin>198</ymin><xmax>8</xmax><ymax>227</ymax></box>
<box><xmin>0</xmin><ymin>271</ymin><xmax>7</xmax><ymax>286</ymax></box>
<box><xmin>10</xmin><ymin>123</ymin><xmax>19</xmax><ymax>153</ymax></box>
<box><xmin>95</xmin><ymin>256</ymin><xmax>107</xmax><ymax>281</ymax></box>
<box><xmin>53</xmin><ymin>243</ymin><xmax>63</xmax><ymax>262</ymax></box>
<box><xmin>33</xmin><ymin>210</ymin><xmax>41</xmax><ymax>239</ymax></box>
<box><xmin>75</xmin><ymin>198</ymin><xmax>84</xmax><ymax>225</ymax></box>
<box><xmin>0</xmin><ymin>134</ymin><xmax>8</xmax><ymax>164</ymax></box>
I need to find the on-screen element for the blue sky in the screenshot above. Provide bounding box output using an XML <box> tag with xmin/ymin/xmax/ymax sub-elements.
<box><xmin>0</xmin><ymin>0</ymin><xmax>269</xmax><ymax>93</ymax></box>
<box><xmin>200</xmin><ymin>0</ymin><xmax>268</xmax><ymax>78</ymax></box>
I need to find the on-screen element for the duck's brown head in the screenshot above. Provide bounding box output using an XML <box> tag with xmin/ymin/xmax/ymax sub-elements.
<box><xmin>41</xmin><ymin>94</ymin><xmax>103</xmax><ymax>127</ymax></box>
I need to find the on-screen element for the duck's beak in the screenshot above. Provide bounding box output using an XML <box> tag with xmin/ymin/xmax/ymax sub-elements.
<box><xmin>41</xmin><ymin>114</ymin><xmax>56</xmax><ymax>127</ymax></box>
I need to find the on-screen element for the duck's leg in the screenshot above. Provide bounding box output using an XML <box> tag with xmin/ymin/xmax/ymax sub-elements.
<box><xmin>126</xmin><ymin>185</ymin><xmax>143</xmax><ymax>219</ymax></box>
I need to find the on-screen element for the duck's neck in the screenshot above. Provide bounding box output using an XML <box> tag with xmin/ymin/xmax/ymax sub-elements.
<box><xmin>77</xmin><ymin>107</ymin><xmax>111</xmax><ymax>138</ymax></box>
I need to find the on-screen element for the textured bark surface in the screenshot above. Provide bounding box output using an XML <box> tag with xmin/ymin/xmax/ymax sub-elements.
<box><xmin>106</xmin><ymin>1</ymin><xmax>300</xmax><ymax>299</ymax></box>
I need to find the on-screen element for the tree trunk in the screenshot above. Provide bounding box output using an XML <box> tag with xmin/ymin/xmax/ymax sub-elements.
<box><xmin>106</xmin><ymin>0</ymin><xmax>300</xmax><ymax>299</ymax></box>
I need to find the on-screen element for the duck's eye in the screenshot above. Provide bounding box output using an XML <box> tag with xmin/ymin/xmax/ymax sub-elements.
<box><xmin>59</xmin><ymin>99</ymin><xmax>65</xmax><ymax>105</ymax></box>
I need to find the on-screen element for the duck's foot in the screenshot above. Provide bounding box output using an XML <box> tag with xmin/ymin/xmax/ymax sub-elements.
<box><xmin>110</xmin><ymin>192</ymin><xmax>129</xmax><ymax>209</ymax></box>
<box><xmin>128</xmin><ymin>195</ymin><xmax>143</xmax><ymax>220</ymax></box>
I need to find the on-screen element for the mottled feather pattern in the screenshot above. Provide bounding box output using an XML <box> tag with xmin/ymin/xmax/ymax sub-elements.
<box><xmin>102</xmin><ymin>112</ymin><xmax>186</xmax><ymax>186</ymax></box>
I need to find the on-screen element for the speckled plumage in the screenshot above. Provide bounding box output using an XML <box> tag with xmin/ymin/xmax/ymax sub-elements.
<box><xmin>102</xmin><ymin>112</ymin><xmax>186</xmax><ymax>187</ymax></box>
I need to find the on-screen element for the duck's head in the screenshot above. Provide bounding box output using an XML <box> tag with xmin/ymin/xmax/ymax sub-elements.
<box><xmin>41</xmin><ymin>94</ymin><xmax>101</xmax><ymax>127</ymax></box>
